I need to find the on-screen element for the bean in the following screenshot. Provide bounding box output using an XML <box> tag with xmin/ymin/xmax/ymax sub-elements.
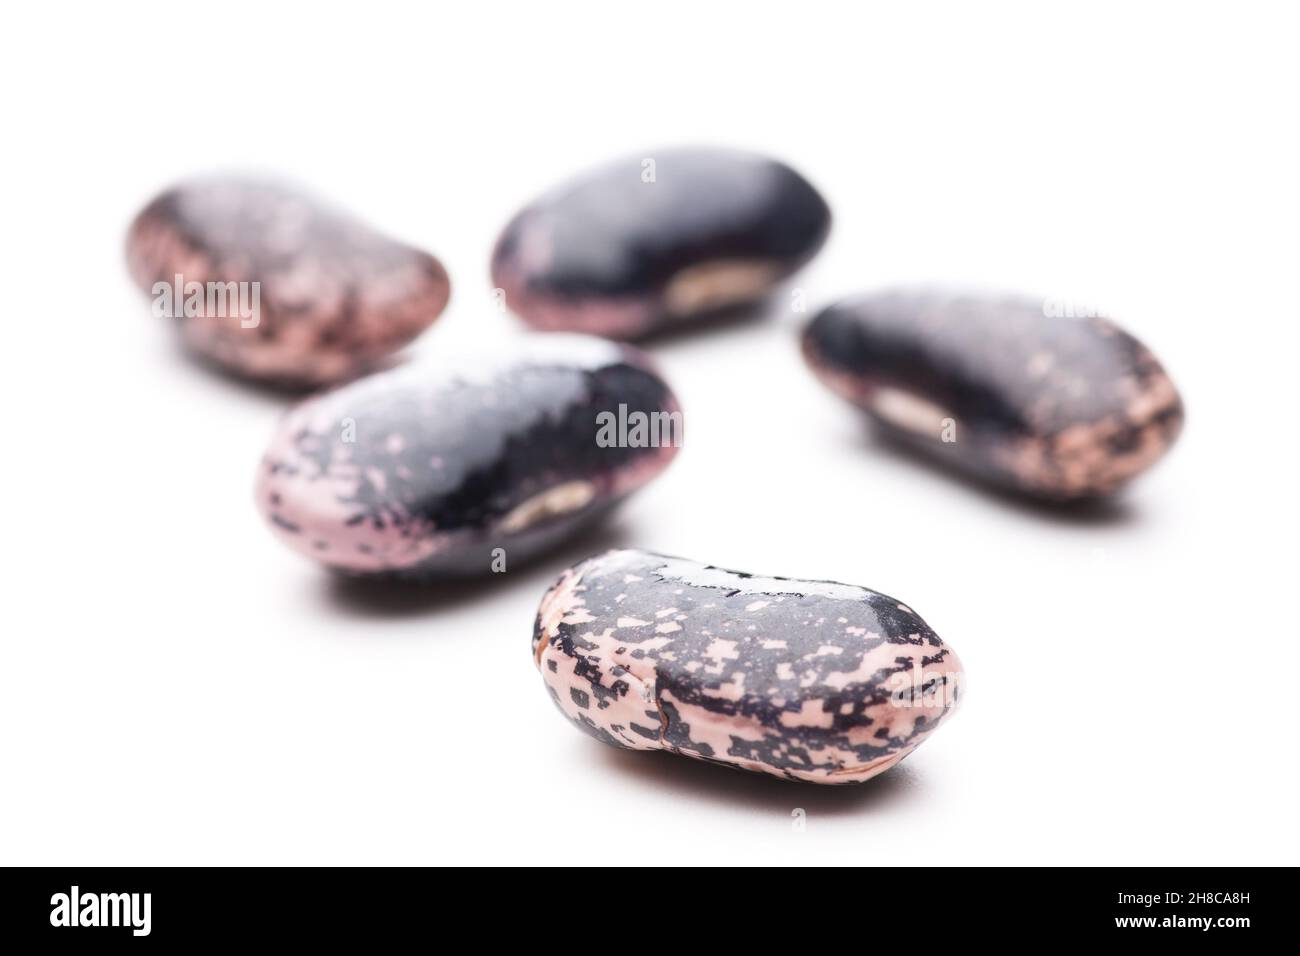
<box><xmin>802</xmin><ymin>288</ymin><xmax>1184</xmax><ymax>499</ymax></box>
<box><xmin>126</xmin><ymin>177</ymin><xmax>449</xmax><ymax>386</ymax></box>
<box><xmin>257</xmin><ymin>336</ymin><xmax>681</xmax><ymax>576</ymax></box>
<box><xmin>534</xmin><ymin>549</ymin><xmax>962</xmax><ymax>784</ymax></box>
<box><xmin>492</xmin><ymin>148</ymin><xmax>831</xmax><ymax>339</ymax></box>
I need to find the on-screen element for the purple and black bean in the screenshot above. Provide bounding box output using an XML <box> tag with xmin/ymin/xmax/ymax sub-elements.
<box><xmin>492</xmin><ymin>148</ymin><xmax>831</xmax><ymax>339</ymax></box>
<box><xmin>802</xmin><ymin>288</ymin><xmax>1184</xmax><ymax>499</ymax></box>
<box><xmin>126</xmin><ymin>177</ymin><xmax>449</xmax><ymax>387</ymax></box>
<box><xmin>534</xmin><ymin>549</ymin><xmax>962</xmax><ymax>784</ymax></box>
<box><xmin>256</xmin><ymin>335</ymin><xmax>680</xmax><ymax>576</ymax></box>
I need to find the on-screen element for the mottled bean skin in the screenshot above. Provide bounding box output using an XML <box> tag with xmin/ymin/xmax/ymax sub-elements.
<box><xmin>802</xmin><ymin>289</ymin><xmax>1184</xmax><ymax>499</ymax></box>
<box><xmin>534</xmin><ymin>550</ymin><xmax>962</xmax><ymax>784</ymax></box>
<box><xmin>492</xmin><ymin>148</ymin><xmax>831</xmax><ymax>339</ymax></box>
<box><xmin>126</xmin><ymin>177</ymin><xmax>450</xmax><ymax>386</ymax></box>
<box><xmin>257</xmin><ymin>336</ymin><xmax>680</xmax><ymax>576</ymax></box>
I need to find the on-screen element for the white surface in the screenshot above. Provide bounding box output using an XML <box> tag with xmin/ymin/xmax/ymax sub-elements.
<box><xmin>3</xmin><ymin>1</ymin><xmax>1298</xmax><ymax>866</ymax></box>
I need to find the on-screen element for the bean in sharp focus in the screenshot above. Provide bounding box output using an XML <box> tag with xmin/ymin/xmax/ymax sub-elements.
<box><xmin>534</xmin><ymin>549</ymin><xmax>962</xmax><ymax>784</ymax></box>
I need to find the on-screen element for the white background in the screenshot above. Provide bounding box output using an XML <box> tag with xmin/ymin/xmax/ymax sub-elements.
<box><xmin>3</xmin><ymin>1</ymin><xmax>1297</xmax><ymax>866</ymax></box>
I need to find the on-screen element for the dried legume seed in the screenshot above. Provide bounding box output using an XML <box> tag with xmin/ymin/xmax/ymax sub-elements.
<box><xmin>802</xmin><ymin>288</ymin><xmax>1184</xmax><ymax>499</ymax></box>
<box><xmin>534</xmin><ymin>549</ymin><xmax>962</xmax><ymax>784</ymax></box>
<box><xmin>492</xmin><ymin>148</ymin><xmax>831</xmax><ymax>339</ymax></box>
<box><xmin>126</xmin><ymin>177</ymin><xmax>449</xmax><ymax>387</ymax></box>
<box><xmin>257</xmin><ymin>336</ymin><xmax>680</xmax><ymax>576</ymax></box>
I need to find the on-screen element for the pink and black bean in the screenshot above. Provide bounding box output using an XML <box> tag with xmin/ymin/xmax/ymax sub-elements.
<box><xmin>126</xmin><ymin>177</ymin><xmax>449</xmax><ymax>387</ymax></box>
<box><xmin>534</xmin><ymin>549</ymin><xmax>962</xmax><ymax>784</ymax></box>
<box><xmin>491</xmin><ymin>148</ymin><xmax>831</xmax><ymax>339</ymax></box>
<box><xmin>257</xmin><ymin>335</ymin><xmax>679</xmax><ymax>577</ymax></box>
<box><xmin>802</xmin><ymin>288</ymin><xmax>1184</xmax><ymax>500</ymax></box>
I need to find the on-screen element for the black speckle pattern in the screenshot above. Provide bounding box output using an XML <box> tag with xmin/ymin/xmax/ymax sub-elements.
<box><xmin>534</xmin><ymin>550</ymin><xmax>962</xmax><ymax>784</ymax></box>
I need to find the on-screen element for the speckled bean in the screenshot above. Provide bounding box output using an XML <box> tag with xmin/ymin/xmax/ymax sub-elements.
<box><xmin>802</xmin><ymin>288</ymin><xmax>1184</xmax><ymax>499</ymax></box>
<box><xmin>534</xmin><ymin>549</ymin><xmax>962</xmax><ymax>784</ymax></box>
<box><xmin>492</xmin><ymin>148</ymin><xmax>831</xmax><ymax>339</ymax></box>
<box><xmin>257</xmin><ymin>336</ymin><xmax>680</xmax><ymax>576</ymax></box>
<box><xmin>126</xmin><ymin>177</ymin><xmax>450</xmax><ymax>386</ymax></box>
